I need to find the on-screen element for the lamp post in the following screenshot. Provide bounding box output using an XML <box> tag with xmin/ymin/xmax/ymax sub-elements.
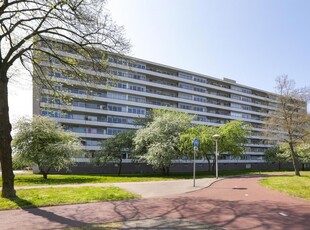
<box><xmin>213</xmin><ymin>134</ymin><xmax>220</xmax><ymax>179</ymax></box>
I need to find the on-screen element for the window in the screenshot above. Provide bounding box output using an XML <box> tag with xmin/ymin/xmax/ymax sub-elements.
<box><xmin>128</xmin><ymin>95</ymin><xmax>146</xmax><ymax>103</ymax></box>
<box><xmin>107</xmin><ymin>128</ymin><xmax>125</xmax><ymax>135</ymax></box>
<box><xmin>178</xmin><ymin>93</ymin><xmax>192</xmax><ymax>100</ymax></box>
<box><xmin>107</xmin><ymin>116</ymin><xmax>128</xmax><ymax>124</ymax></box>
<box><xmin>178</xmin><ymin>72</ymin><xmax>192</xmax><ymax>80</ymax></box>
<box><xmin>194</xmin><ymin>86</ymin><xmax>206</xmax><ymax>93</ymax></box>
<box><xmin>195</xmin><ymin>116</ymin><xmax>207</xmax><ymax>122</ymax></box>
<box><xmin>179</xmin><ymin>83</ymin><xmax>193</xmax><ymax>90</ymax></box>
<box><xmin>194</xmin><ymin>96</ymin><xmax>206</xmax><ymax>102</ymax></box>
<box><xmin>231</xmin><ymin>94</ymin><xmax>252</xmax><ymax>103</ymax></box>
<box><xmin>107</xmin><ymin>104</ymin><xmax>126</xmax><ymax>112</ymax></box>
<box><xmin>193</xmin><ymin>76</ymin><xmax>206</xmax><ymax>83</ymax></box>
<box><xmin>193</xmin><ymin>106</ymin><xmax>204</xmax><ymax>112</ymax></box>
<box><xmin>179</xmin><ymin>103</ymin><xmax>192</xmax><ymax>110</ymax></box>
<box><xmin>231</xmin><ymin>112</ymin><xmax>242</xmax><ymax>118</ymax></box>
<box><xmin>85</xmin><ymin>103</ymin><xmax>98</xmax><ymax>109</ymax></box>
<box><xmin>108</xmin><ymin>57</ymin><xmax>146</xmax><ymax>69</ymax></box>
<box><xmin>107</xmin><ymin>92</ymin><xmax>127</xmax><ymax>100</ymax></box>
<box><xmin>128</xmin><ymin>84</ymin><xmax>145</xmax><ymax>92</ymax></box>
<box><xmin>231</xmin><ymin>85</ymin><xmax>252</xmax><ymax>94</ymax></box>
<box><xmin>128</xmin><ymin>107</ymin><xmax>145</xmax><ymax>114</ymax></box>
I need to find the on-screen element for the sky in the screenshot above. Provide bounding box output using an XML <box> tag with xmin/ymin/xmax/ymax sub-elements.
<box><xmin>8</xmin><ymin>0</ymin><xmax>310</xmax><ymax>121</ymax></box>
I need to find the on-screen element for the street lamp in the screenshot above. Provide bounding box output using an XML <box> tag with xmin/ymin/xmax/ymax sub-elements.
<box><xmin>213</xmin><ymin>134</ymin><xmax>220</xmax><ymax>179</ymax></box>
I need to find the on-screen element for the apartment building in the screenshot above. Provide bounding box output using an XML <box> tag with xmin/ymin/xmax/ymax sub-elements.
<box><xmin>33</xmin><ymin>38</ymin><xmax>280</xmax><ymax>167</ymax></box>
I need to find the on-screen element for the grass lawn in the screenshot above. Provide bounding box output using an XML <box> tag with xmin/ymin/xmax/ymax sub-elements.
<box><xmin>0</xmin><ymin>186</ymin><xmax>139</xmax><ymax>210</ymax></box>
<box><xmin>8</xmin><ymin>174</ymin><xmax>185</xmax><ymax>186</ymax></box>
<box><xmin>2</xmin><ymin>172</ymin><xmax>216</xmax><ymax>187</ymax></box>
<box><xmin>1</xmin><ymin>169</ymin><xmax>303</xmax><ymax>187</ymax></box>
<box><xmin>259</xmin><ymin>172</ymin><xmax>310</xmax><ymax>201</ymax></box>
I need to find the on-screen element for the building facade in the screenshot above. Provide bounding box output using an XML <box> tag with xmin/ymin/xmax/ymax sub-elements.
<box><xmin>33</xmin><ymin>38</ymin><xmax>280</xmax><ymax>167</ymax></box>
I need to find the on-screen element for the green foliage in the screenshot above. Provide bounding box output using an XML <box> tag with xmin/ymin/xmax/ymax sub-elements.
<box><xmin>92</xmin><ymin>130</ymin><xmax>136</xmax><ymax>175</ymax></box>
<box><xmin>218</xmin><ymin>121</ymin><xmax>250</xmax><ymax>155</ymax></box>
<box><xmin>0</xmin><ymin>186</ymin><xmax>139</xmax><ymax>210</ymax></box>
<box><xmin>265</xmin><ymin>143</ymin><xmax>310</xmax><ymax>167</ymax></box>
<box><xmin>12</xmin><ymin>154</ymin><xmax>32</xmax><ymax>170</ymax></box>
<box><xmin>134</xmin><ymin>110</ymin><xmax>155</xmax><ymax>127</ymax></box>
<box><xmin>264</xmin><ymin>76</ymin><xmax>310</xmax><ymax>176</ymax></box>
<box><xmin>296</xmin><ymin>143</ymin><xmax>310</xmax><ymax>163</ymax></box>
<box><xmin>134</xmin><ymin>109</ymin><xmax>194</xmax><ymax>173</ymax></box>
<box><xmin>179</xmin><ymin>125</ymin><xmax>215</xmax><ymax>159</ymax></box>
<box><xmin>264</xmin><ymin>145</ymin><xmax>290</xmax><ymax>163</ymax></box>
<box><xmin>12</xmin><ymin>116</ymin><xmax>82</xmax><ymax>179</ymax></box>
<box><xmin>260</xmin><ymin>173</ymin><xmax>310</xmax><ymax>201</ymax></box>
<box><xmin>180</xmin><ymin>121</ymin><xmax>250</xmax><ymax>159</ymax></box>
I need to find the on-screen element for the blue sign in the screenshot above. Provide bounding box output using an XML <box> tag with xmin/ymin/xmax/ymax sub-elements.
<box><xmin>193</xmin><ymin>137</ymin><xmax>199</xmax><ymax>147</ymax></box>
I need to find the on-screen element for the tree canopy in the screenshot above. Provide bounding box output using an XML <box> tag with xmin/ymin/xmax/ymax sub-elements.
<box><xmin>0</xmin><ymin>0</ymin><xmax>129</xmax><ymax>197</ymax></box>
<box><xmin>264</xmin><ymin>145</ymin><xmax>290</xmax><ymax>170</ymax></box>
<box><xmin>264</xmin><ymin>76</ymin><xmax>310</xmax><ymax>175</ymax></box>
<box><xmin>179</xmin><ymin>121</ymin><xmax>250</xmax><ymax>171</ymax></box>
<box><xmin>134</xmin><ymin>109</ymin><xmax>194</xmax><ymax>175</ymax></box>
<box><xmin>12</xmin><ymin>116</ymin><xmax>82</xmax><ymax>179</ymax></box>
<box><xmin>92</xmin><ymin>130</ymin><xmax>136</xmax><ymax>175</ymax></box>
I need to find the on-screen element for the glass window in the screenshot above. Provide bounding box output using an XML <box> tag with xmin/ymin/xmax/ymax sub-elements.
<box><xmin>179</xmin><ymin>93</ymin><xmax>192</xmax><ymax>100</ymax></box>
<box><xmin>179</xmin><ymin>103</ymin><xmax>192</xmax><ymax>110</ymax></box>
<box><xmin>178</xmin><ymin>72</ymin><xmax>192</xmax><ymax>80</ymax></box>
<box><xmin>179</xmin><ymin>83</ymin><xmax>193</xmax><ymax>90</ymax></box>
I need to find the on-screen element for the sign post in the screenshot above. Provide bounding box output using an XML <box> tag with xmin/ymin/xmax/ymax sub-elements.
<box><xmin>213</xmin><ymin>134</ymin><xmax>220</xmax><ymax>179</ymax></box>
<box><xmin>193</xmin><ymin>137</ymin><xmax>199</xmax><ymax>187</ymax></box>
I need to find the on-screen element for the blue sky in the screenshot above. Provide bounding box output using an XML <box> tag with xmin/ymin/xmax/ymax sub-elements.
<box><xmin>107</xmin><ymin>0</ymin><xmax>309</xmax><ymax>90</ymax></box>
<box><xmin>9</xmin><ymin>0</ymin><xmax>310</xmax><ymax>120</ymax></box>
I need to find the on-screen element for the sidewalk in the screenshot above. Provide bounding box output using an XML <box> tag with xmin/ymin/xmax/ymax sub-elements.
<box><xmin>0</xmin><ymin>175</ymin><xmax>309</xmax><ymax>230</ymax></box>
<box><xmin>13</xmin><ymin>177</ymin><xmax>220</xmax><ymax>198</ymax></box>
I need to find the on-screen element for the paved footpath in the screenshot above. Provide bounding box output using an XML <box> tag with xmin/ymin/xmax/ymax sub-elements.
<box><xmin>0</xmin><ymin>174</ymin><xmax>309</xmax><ymax>229</ymax></box>
<box><xmin>12</xmin><ymin>177</ymin><xmax>219</xmax><ymax>198</ymax></box>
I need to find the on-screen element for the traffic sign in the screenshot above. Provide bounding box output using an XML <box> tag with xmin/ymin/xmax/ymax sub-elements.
<box><xmin>193</xmin><ymin>137</ymin><xmax>199</xmax><ymax>147</ymax></box>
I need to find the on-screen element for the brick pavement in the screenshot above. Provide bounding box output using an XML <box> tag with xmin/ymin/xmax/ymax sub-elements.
<box><xmin>0</xmin><ymin>175</ymin><xmax>309</xmax><ymax>230</ymax></box>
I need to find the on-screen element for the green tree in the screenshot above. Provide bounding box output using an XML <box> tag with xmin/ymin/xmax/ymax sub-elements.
<box><xmin>179</xmin><ymin>121</ymin><xmax>250</xmax><ymax>172</ymax></box>
<box><xmin>0</xmin><ymin>0</ymin><xmax>129</xmax><ymax>197</ymax></box>
<box><xmin>218</xmin><ymin>120</ymin><xmax>250</xmax><ymax>156</ymax></box>
<box><xmin>134</xmin><ymin>109</ymin><xmax>193</xmax><ymax>175</ymax></box>
<box><xmin>92</xmin><ymin>130</ymin><xmax>136</xmax><ymax>175</ymax></box>
<box><xmin>296</xmin><ymin>143</ymin><xmax>310</xmax><ymax>170</ymax></box>
<box><xmin>12</xmin><ymin>116</ymin><xmax>82</xmax><ymax>179</ymax></box>
<box><xmin>179</xmin><ymin>125</ymin><xmax>215</xmax><ymax>171</ymax></box>
<box><xmin>264</xmin><ymin>76</ymin><xmax>310</xmax><ymax>176</ymax></box>
<box><xmin>264</xmin><ymin>145</ymin><xmax>290</xmax><ymax>170</ymax></box>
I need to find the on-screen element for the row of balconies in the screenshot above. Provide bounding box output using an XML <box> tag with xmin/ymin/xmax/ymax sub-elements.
<box><xmin>42</xmin><ymin>76</ymin><xmax>271</xmax><ymax>120</ymax></box>
<box><xmin>38</xmin><ymin>52</ymin><xmax>279</xmax><ymax>107</ymax></box>
<box><xmin>41</xmin><ymin>61</ymin><xmax>279</xmax><ymax>115</ymax></box>
<box><xmin>42</xmin><ymin>102</ymin><xmax>269</xmax><ymax>137</ymax></box>
<box><xmin>41</xmin><ymin>89</ymin><xmax>267</xmax><ymax>125</ymax></box>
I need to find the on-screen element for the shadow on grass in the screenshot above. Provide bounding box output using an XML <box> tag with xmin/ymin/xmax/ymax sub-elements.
<box><xmin>14</xmin><ymin>176</ymin><xmax>103</xmax><ymax>185</ymax></box>
<box><xmin>7</xmin><ymin>196</ymin><xmax>87</xmax><ymax>228</ymax></box>
<box><xmin>8</xmin><ymin>195</ymin><xmax>37</xmax><ymax>209</ymax></box>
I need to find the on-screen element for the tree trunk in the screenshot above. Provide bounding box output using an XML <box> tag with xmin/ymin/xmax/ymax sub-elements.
<box><xmin>166</xmin><ymin>166</ymin><xmax>170</xmax><ymax>176</ymax></box>
<box><xmin>42</xmin><ymin>172</ymin><xmax>48</xmax><ymax>179</ymax></box>
<box><xmin>289</xmin><ymin>142</ymin><xmax>301</xmax><ymax>176</ymax></box>
<box><xmin>161</xmin><ymin>166</ymin><xmax>170</xmax><ymax>176</ymax></box>
<box><xmin>205</xmin><ymin>155</ymin><xmax>211</xmax><ymax>172</ymax></box>
<box><xmin>0</xmin><ymin>69</ymin><xmax>16</xmax><ymax>198</ymax></box>
<box><xmin>118</xmin><ymin>159</ymin><xmax>122</xmax><ymax>176</ymax></box>
<box><xmin>278</xmin><ymin>162</ymin><xmax>281</xmax><ymax>170</ymax></box>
